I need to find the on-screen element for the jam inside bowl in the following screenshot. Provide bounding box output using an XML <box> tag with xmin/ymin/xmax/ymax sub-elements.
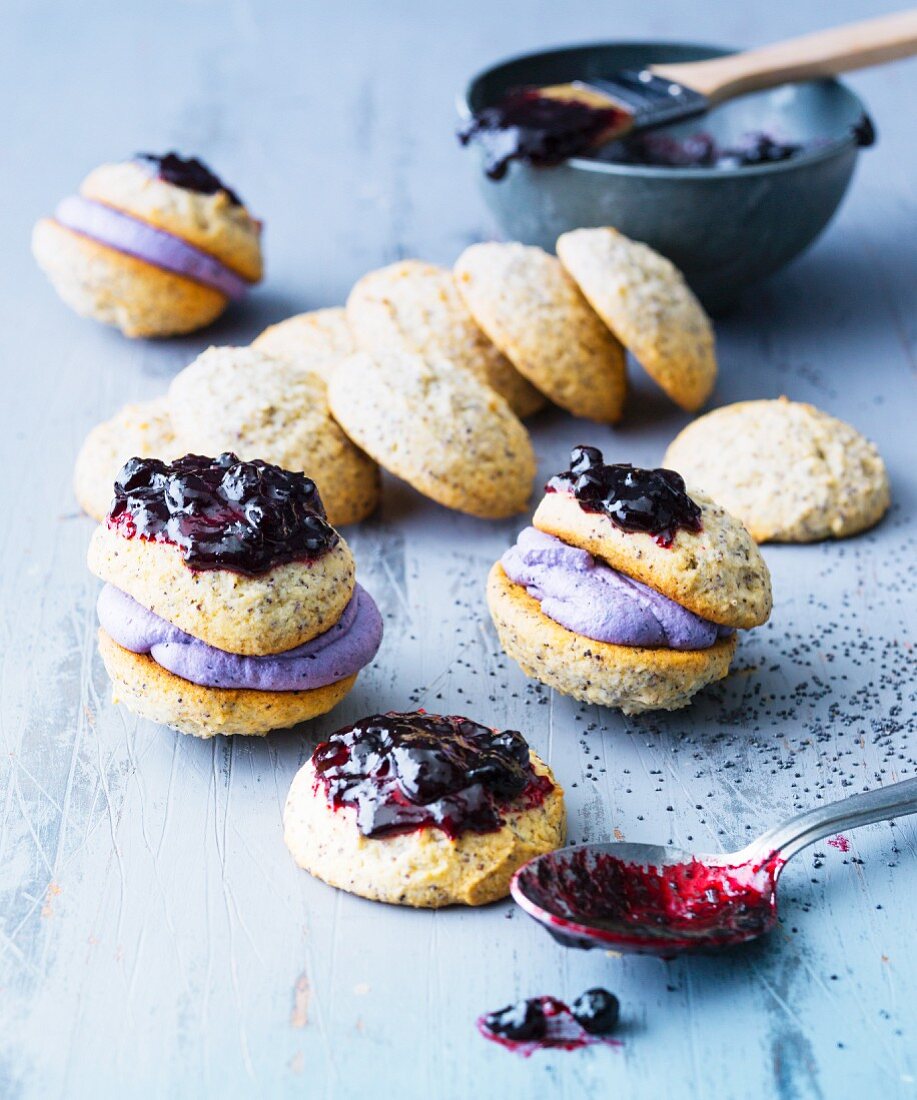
<box><xmin>459</xmin><ymin>42</ymin><xmax>872</xmax><ymax>311</ymax></box>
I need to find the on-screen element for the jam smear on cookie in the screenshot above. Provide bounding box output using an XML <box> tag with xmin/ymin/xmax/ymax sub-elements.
<box><xmin>547</xmin><ymin>445</ymin><xmax>702</xmax><ymax>547</ymax></box>
<box><xmin>458</xmin><ymin>88</ymin><xmax>627</xmax><ymax>180</ymax></box>
<box><xmin>312</xmin><ymin>711</ymin><xmax>553</xmax><ymax>838</ymax></box>
<box><xmin>136</xmin><ymin>152</ymin><xmax>242</xmax><ymax>205</ymax></box>
<box><xmin>107</xmin><ymin>453</ymin><xmax>337</xmax><ymax>575</ymax></box>
<box><xmin>478</xmin><ymin>990</ymin><xmax>621</xmax><ymax>1055</ymax></box>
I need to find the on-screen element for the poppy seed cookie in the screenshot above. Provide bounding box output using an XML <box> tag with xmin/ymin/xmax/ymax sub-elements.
<box><xmin>284</xmin><ymin>713</ymin><xmax>565</xmax><ymax>907</ymax></box>
<box><xmin>327</xmin><ymin>350</ymin><xmax>536</xmax><ymax>518</ymax></box>
<box><xmin>168</xmin><ymin>346</ymin><xmax>380</xmax><ymax>527</ymax></box>
<box><xmin>346</xmin><ymin>260</ymin><xmax>544</xmax><ymax>418</ymax></box>
<box><xmin>488</xmin><ymin>563</ymin><xmax>738</xmax><ymax>714</ymax></box>
<box><xmin>74</xmin><ymin>397</ymin><xmax>179</xmax><ymax>522</ymax></box>
<box><xmin>663</xmin><ymin>398</ymin><xmax>890</xmax><ymax>542</ymax></box>
<box><xmin>557</xmin><ymin>227</ymin><xmax>716</xmax><ymax>412</ymax></box>
<box><xmin>454</xmin><ymin>242</ymin><xmax>626</xmax><ymax>423</ymax></box>
<box><xmin>253</xmin><ymin>308</ymin><xmax>355</xmax><ymax>383</ymax></box>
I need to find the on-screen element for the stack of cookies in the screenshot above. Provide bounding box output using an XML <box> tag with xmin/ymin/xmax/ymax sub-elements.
<box><xmin>71</xmin><ymin>225</ymin><xmax>724</xmax><ymax>527</ymax></box>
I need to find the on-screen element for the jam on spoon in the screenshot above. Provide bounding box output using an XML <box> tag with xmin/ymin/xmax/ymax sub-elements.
<box><xmin>511</xmin><ymin>776</ymin><xmax>917</xmax><ymax>957</ymax></box>
<box><xmin>107</xmin><ymin>453</ymin><xmax>337</xmax><ymax>575</ymax></box>
<box><xmin>311</xmin><ymin>711</ymin><xmax>553</xmax><ymax>839</ymax></box>
<box><xmin>478</xmin><ymin>989</ymin><xmax>621</xmax><ymax>1055</ymax></box>
<box><xmin>546</xmin><ymin>445</ymin><xmax>703</xmax><ymax>547</ymax></box>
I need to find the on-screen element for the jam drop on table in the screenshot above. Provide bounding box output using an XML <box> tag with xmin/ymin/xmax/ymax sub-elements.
<box><xmin>516</xmin><ymin>847</ymin><xmax>783</xmax><ymax>953</ymax></box>
<box><xmin>136</xmin><ymin>152</ymin><xmax>242</xmax><ymax>205</ymax></box>
<box><xmin>458</xmin><ymin>88</ymin><xmax>627</xmax><ymax>180</ymax></box>
<box><xmin>108</xmin><ymin>453</ymin><xmax>337</xmax><ymax>575</ymax></box>
<box><xmin>478</xmin><ymin>990</ymin><xmax>621</xmax><ymax>1055</ymax></box>
<box><xmin>311</xmin><ymin>711</ymin><xmax>553</xmax><ymax>839</ymax></box>
<box><xmin>547</xmin><ymin>445</ymin><xmax>703</xmax><ymax>547</ymax></box>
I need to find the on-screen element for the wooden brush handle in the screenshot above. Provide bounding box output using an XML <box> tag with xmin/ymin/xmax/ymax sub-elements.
<box><xmin>651</xmin><ymin>9</ymin><xmax>917</xmax><ymax>104</ymax></box>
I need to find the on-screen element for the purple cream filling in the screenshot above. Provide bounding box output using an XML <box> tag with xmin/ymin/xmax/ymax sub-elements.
<box><xmin>54</xmin><ymin>195</ymin><xmax>251</xmax><ymax>299</ymax></box>
<box><xmin>98</xmin><ymin>583</ymin><xmax>383</xmax><ymax>690</ymax></box>
<box><xmin>501</xmin><ymin>527</ymin><xmax>732</xmax><ymax>650</ymax></box>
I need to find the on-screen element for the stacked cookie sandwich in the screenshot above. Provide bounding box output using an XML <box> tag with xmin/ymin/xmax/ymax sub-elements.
<box><xmin>488</xmin><ymin>446</ymin><xmax>772</xmax><ymax>713</ymax></box>
<box><xmin>88</xmin><ymin>452</ymin><xmax>382</xmax><ymax>737</ymax></box>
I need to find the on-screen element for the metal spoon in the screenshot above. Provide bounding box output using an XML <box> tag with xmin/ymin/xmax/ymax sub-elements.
<box><xmin>511</xmin><ymin>777</ymin><xmax>917</xmax><ymax>957</ymax></box>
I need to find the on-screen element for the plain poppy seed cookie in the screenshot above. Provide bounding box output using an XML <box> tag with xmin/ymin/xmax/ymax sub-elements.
<box><xmin>74</xmin><ymin>397</ymin><xmax>179</xmax><ymax>522</ymax></box>
<box><xmin>327</xmin><ymin>350</ymin><xmax>536</xmax><ymax>518</ymax></box>
<box><xmin>98</xmin><ymin>629</ymin><xmax>357</xmax><ymax>739</ymax></box>
<box><xmin>88</xmin><ymin>523</ymin><xmax>356</xmax><ymax>656</ymax></box>
<box><xmin>346</xmin><ymin>260</ymin><xmax>544</xmax><ymax>418</ymax></box>
<box><xmin>557</xmin><ymin>227</ymin><xmax>716</xmax><ymax>412</ymax></box>
<box><xmin>533</xmin><ymin>486</ymin><xmax>771</xmax><ymax>629</ymax></box>
<box><xmin>168</xmin><ymin>346</ymin><xmax>380</xmax><ymax>527</ymax></box>
<box><xmin>253</xmin><ymin>308</ymin><xmax>355</xmax><ymax>383</ymax></box>
<box><xmin>663</xmin><ymin>398</ymin><xmax>890</xmax><ymax>542</ymax></box>
<box><xmin>454</xmin><ymin>242</ymin><xmax>626</xmax><ymax>423</ymax></box>
<box><xmin>487</xmin><ymin>562</ymin><xmax>738</xmax><ymax>714</ymax></box>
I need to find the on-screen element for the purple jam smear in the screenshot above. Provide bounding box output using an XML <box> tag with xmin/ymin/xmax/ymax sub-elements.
<box><xmin>546</xmin><ymin>445</ymin><xmax>703</xmax><ymax>548</ymax></box>
<box><xmin>515</xmin><ymin>848</ymin><xmax>783</xmax><ymax>953</ymax></box>
<box><xmin>478</xmin><ymin>991</ymin><xmax>621</xmax><ymax>1056</ymax></box>
<box><xmin>311</xmin><ymin>711</ymin><xmax>553</xmax><ymax>839</ymax></box>
<box><xmin>458</xmin><ymin>87</ymin><xmax>628</xmax><ymax>180</ymax></box>
<box><xmin>135</xmin><ymin>152</ymin><xmax>242</xmax><ymax>205</ymax></box>
<box><xmin>107</xmin><ymin>453</ymin><xmax>338</xmax><ymax>576</ymax></box>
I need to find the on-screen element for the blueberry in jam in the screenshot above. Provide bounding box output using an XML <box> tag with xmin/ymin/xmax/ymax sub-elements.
<box><xmin>108</xmin><ymin>453</ymin><xmax>337</xmax><ymax>575</ymax></box>
<box><xmin>136</xmin><ymin>152</ymin><xmax>242</xmax><ymax>205</ymax></box>
<box><xmin>458</xmin><ymin>87</ymin><xmax>627</xmax><ymax>180</ymax></box>
<box><xmin>597</xmin><ymin>130</ymin><xmax>803</xmax><ymax>169</ymax></box>
<box><xmin>477</xmin><ymin>992</ymin><xmax>621</xmax><ymax>1053</ymax></box>
<box><xmin>546</xmin><ymin>446</ymin><xmax>703</xmax><ymax>548</ymax></box>
<box><xmin>569</xmin><ymin>989</ymin><xmax>620</xmax><ymax>1035</ymax></box>
<box><xmin>483</xmin><ymin>999</ymin><xmax>547</xmax><ymax>1041</ymax></box>
<box><xmin>311</xmin><ymin>711</ymin><xmax>552</xmax><ymax>839</ymax></box>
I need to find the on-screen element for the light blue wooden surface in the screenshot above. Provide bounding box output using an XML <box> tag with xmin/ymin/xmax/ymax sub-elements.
<box><xmin>1</xmin><ymin>2</ymin><xmax>915</xmax><ymax>1097</ymax></box>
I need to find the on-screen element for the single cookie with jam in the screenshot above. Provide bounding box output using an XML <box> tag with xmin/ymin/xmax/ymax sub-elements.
<box><xmin>32</xmin><ymin>153</ymin><xmax>262</xmax><ymax>338</ymax></box>
<box><xmin>283</xmin><ymin>711</ymin><xmax>566</xmax><ymax>907</ymax></box>
<box><xmin>487</xmin><ymin>446</ymin><xmax>771</xmax><ymax>713</ymax></box>
<box><xmin>88</xmin><ymin>453</ymin><xmax>383</xmax><ymax>737</ymax></box>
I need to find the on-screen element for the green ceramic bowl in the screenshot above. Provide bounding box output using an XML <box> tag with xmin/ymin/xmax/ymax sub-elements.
<box><xmin>459</xmin><ymin>42</ymin><xmax>872</xmax><ymax>312</ymax></box>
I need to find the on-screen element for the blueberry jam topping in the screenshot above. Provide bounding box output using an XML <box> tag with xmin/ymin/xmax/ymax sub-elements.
<box><xmin>597</xmin><ymin>130</ymin><xmax>803</xmax><ymax>169</ymax></box>
<box><xmin>458</xmin><ymin>87</ymin><xmax>627</xmax><ymax>180</ymax></box>
<box><xmin>135</xmin><ymin>152</ymin><xmax>242</xmax><ymax>205</ymax></box>
<box><xmin>478</xmin><ymin>991</ymin><xmax>621</xmax><ymax>1054</ymax></box>
<box><xmin>546</xmin><ymin>446</ymin><xmax>703</xmax><ymax>548</ymax></box>
<box><xmin>107</xmin><ymin>453</ymin><xmax>337</xmax><ymax>575</ymax></box>
<box><xmin>311</xmin><ymin>711</ymin><xmax>552</xmax><ymax>839</ymax></box>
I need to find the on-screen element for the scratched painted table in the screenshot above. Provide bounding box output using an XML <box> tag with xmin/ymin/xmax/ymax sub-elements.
<box><xmin>1</xmin><ymin>1</ymin><xmax>915</xmax><ymax>1097</ymax></box>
